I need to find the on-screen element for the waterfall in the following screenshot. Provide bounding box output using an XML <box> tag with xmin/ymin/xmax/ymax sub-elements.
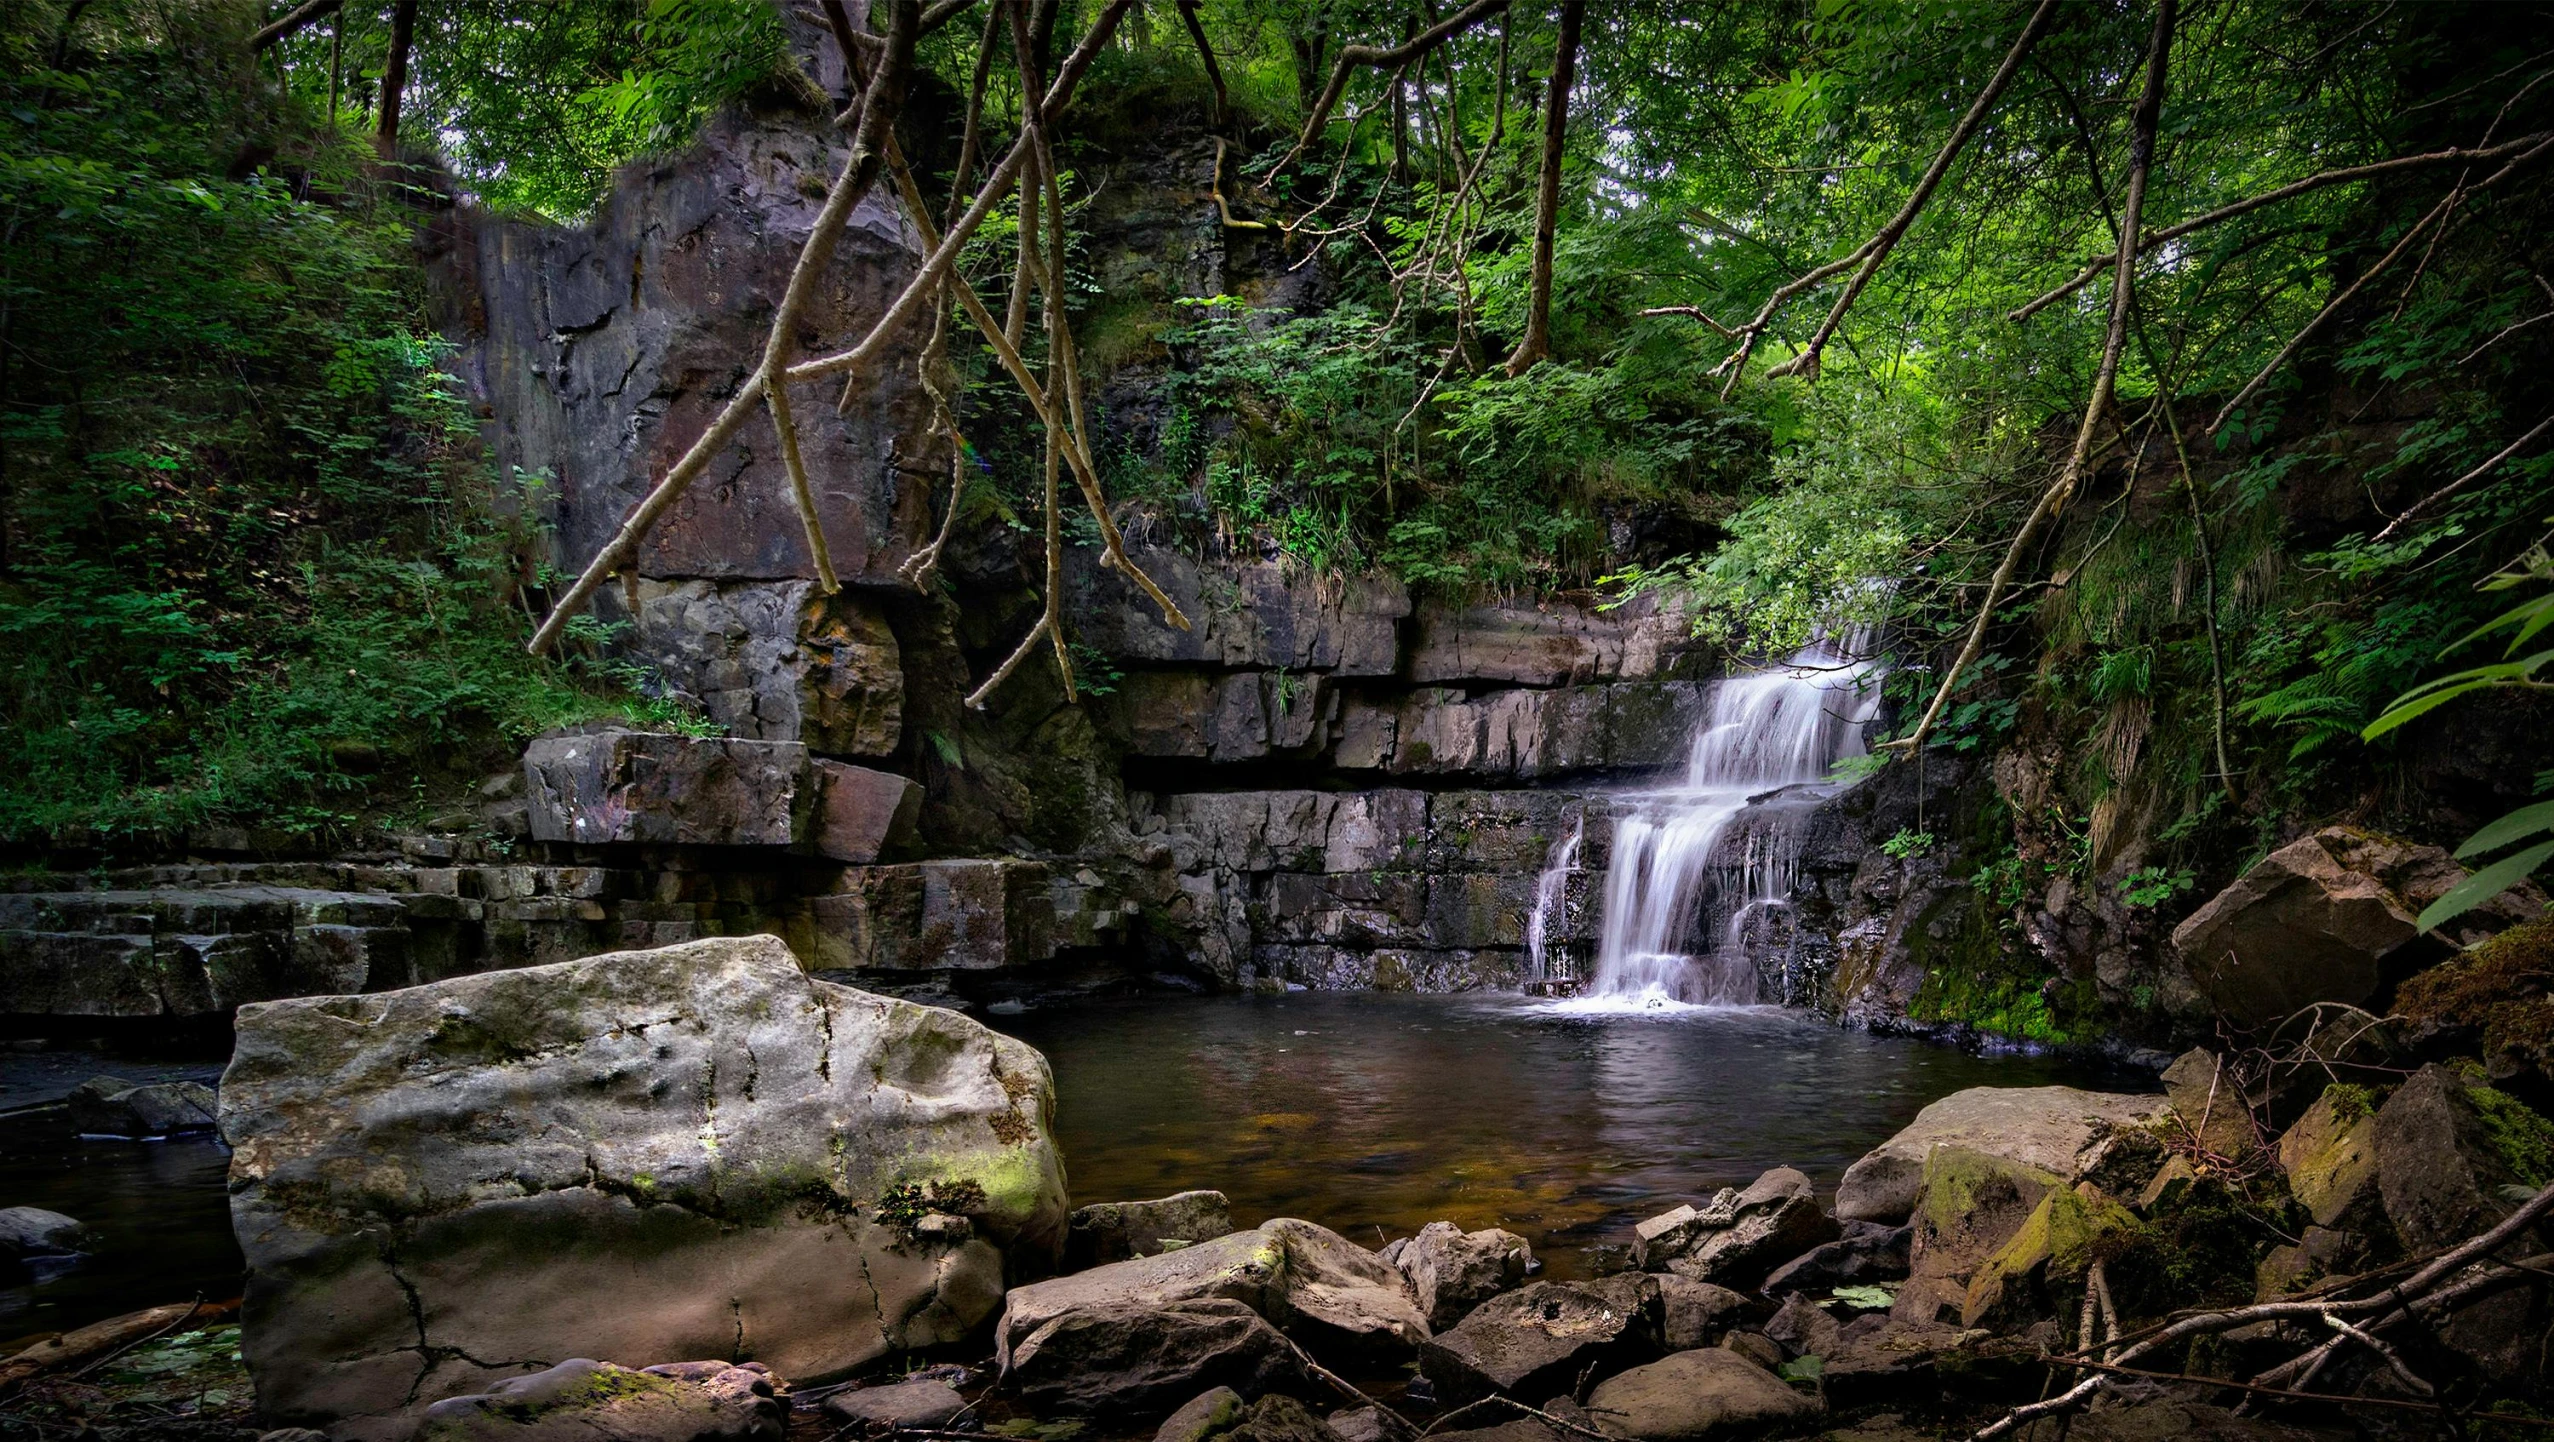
<box><xmin>1574</xmin><ymin>636</ymin><xmax>1884</xmax><ymax>1010</ymax></box>
<box><xmin>1524</xmin><ymin>809</ymin><xmax>1585</xmax><ymax>988</ymax></box>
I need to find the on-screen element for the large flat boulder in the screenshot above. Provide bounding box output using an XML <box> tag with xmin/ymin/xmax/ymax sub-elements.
<box><xmin>1835</xmin><ymin>1086</ymin><xmax>2171</xmax><ymax>1224</ymax></box>
<box><xmin>221</xmin><ymin>936</ymin><xmax>1065</xmax><ymax>1442</ymax></box>
<box><xmin>997</xmin><ymin>1218</ymin><xmax>1428</xmax><ymax>1371</ymax></box>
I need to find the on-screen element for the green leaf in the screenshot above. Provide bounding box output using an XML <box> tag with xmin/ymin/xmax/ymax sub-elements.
<box><xmin>2417</xmin><ymin>839</ymin><xmax>2554</xmax><ymax>932</ymax></box>
<box><xmin>1826</xmin><ymin>1284</ymin><xmax>1899</xmax><ymax>1310</ymax></box>
<box><xmin>2455</xmin><ymin>801</ymin><xmax>2554</xmax><ymax>861</ymax></box>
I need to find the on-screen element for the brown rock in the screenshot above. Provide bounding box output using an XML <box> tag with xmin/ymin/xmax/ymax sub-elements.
<box><xmin>2170</xmin><ymin>833</ymin><xmax>2421</xmax><ymax>1023</ymax></box>
<box><xmin>1581</xmin><ymin>1347</ymin><xmax>1822</xmax><ymax>1441</ymax></box>
<box><xmin>809</xmin><ymin>760</ymin><xmax>919</xmax><ymax>864</ymax></box>
<box><xmin>1420</xmin><ymin>1275</ymin><xmax>1661</xmax><ymax>1406</ymax></box>
<box><xmin>523</xmin><ymin>730</ymin><xmax>805</xmax><ymax>847</ymax></box>
<box><xmin>1836</xmin><ymin>1087</ymin><xmax>2171</xmax><ymax>1224</ymax></box>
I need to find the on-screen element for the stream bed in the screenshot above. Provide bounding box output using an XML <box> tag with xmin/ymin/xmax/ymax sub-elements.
<box><xmin>0</xmin><ymin>993</ymin><xmax>2138</xmax><ymax>1339</ymax></box>
<box><xmin>998</xmin><ymin>992</ymin><xmax>2137</xmax><ymax>1278</ymax></box>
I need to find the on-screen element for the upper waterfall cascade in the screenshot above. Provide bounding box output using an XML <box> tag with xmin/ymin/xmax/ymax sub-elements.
<box><xmin>1567</xmin><ymin>638</ymin><xmax>1885</xmax><ymax>1010</ymax></box>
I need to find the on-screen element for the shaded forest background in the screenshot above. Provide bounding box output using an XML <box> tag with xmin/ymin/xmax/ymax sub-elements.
<box><xmin>2</xmin><ymin>0</ymin><xmax>2549</xmax><ymax>996</ymax></box>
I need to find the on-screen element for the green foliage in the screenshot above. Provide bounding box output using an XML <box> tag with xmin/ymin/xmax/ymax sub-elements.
<box><xmin>2362</xmin><ymin>540</ymin><xmax>2554</xmax><ymax>929</ymax></box>
<box><xmin>0</xmin><ymin>5</ymin><xmax>660</xmax><ymax>843</ymax></box>
<box><xmin>1882</xmin><ymin>828</ymin><xmax>1935</xmax><ymax>860</ymax></box>
<box><xmin>2466</xmin><ymin>1082</ymin><xmax>2554</xmax><ymax>1189</ymax></box>
<box><xmin>2117</xmin><ymin>866</ymin><xmax>2196</xmax><ymax>909</ymax></box>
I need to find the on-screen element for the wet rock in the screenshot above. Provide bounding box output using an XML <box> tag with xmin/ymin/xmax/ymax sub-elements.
<box><xmin>1762</xmin><ymin>1296</ymin><xmax>1841</xmax><ymax>1361</ymax></box>
<box><xmin>1430</xmin><ymin>1423</ymin><xmax>1577</xmax><ymax>1442</ymax></box>
<box><xmin>1581</xmin><ymin>1347</ymin><xmax>1822</xmax><ymax>1441</ymax></box>
<box><xmin>1817</xmin><ymin>1321</ymin><xmax>1974</xmax><ymax>1409</ymax></box>
<box><xmin>809</xmin><ymin>761</ymin><xmax>920</xmax><ymax>864</ymax></box>
<box><xmin>1326</xmin><ymin>1405</ymin><xmax>1390</xmax><ymax>1442</ymax></box>
<box><xmin>523</xmin><ymin>730</ymin><xmax>805</xmax><ymax>847</ymax></box>
<box><xmin>1719</xmin><ymin>1332</ymin><xmax>1785</xmax><ymax>1373</ymax></box>
<box><xmin>2375</xmin><ymin>1063</ymin><xmax>2529</xmax><ymax>1251</ymax></box>
<box><xmin>1658</xmin><ymin>1278</ymin><xmax>1755</xmax><ymax>1352</ymax></box>
<box><xmin>2273</xmin><ymin>1088</ymin><xmax>2382</xmax><ymax>1231</ymax></box>
<box><xmin>999</xmin><ymin>1218</ymin><xmax>1429</xmax><ymax>1370</ymax></box>
<box><xmin>1397</xmin><ymin>1220</ymin><xmax>1536</xmax><ymax>1330</ymax></box>
<box><xmin>2170</xmin><ymin>831</ymin><xmax>2431</xmax><ymax>1024</ymax></box>
<box><xmin>222</xmin><ymin>936</ymin><xmax>1063</xmax><ymax>1441</ymax></box>
<box><xmin>821</xmin><ymin>1377</ymin><xmax>966</xmax><ymax>1431</ymax></box>
<box><xmin>2160</xmin><ymin>1049</ymin><xmax>2260</xmax><ymax>1158</ymax></box>
<box><xmin>1632</xmin><ymin>1168</ymin><xmax>1840</xmax><ymax>1289</ymax></box>
<box><xmin>1069</xmin><ymin>547</ymin><xmax>1409</xmax><ymax>676</ymax></box>
<box><xmin>1959</xmin><ymin>1183</ymin><xmax>2141</xmax><ymax>1330</ymax></box>
<box><xmin>0</xmin><ymin>1206</ymin><xmax>87</xmax><ymax>1282</ymax></box>
<box><xmin>1003</xmin><ymin>1299</ymin><xmax>1304</xmax><ymax>1419</ymax></box>
<box><xmin>1068</xmin><ymin>1190</ymin><xmax>1238</xmax><ymax>1270</ymax></box>
<box><xmin>414</xmin><ymin>1359</ymin><xmax>783</xmax><ymax>1442</ymax></box>
<box><xmin>1223</xmin><ymin>1395</ymin><xmax>1336</xmax><ymax>1442</ymax></box>
<box><xmin>1836</xmin><ymin>1087</ymin><xmax>2170</xmax><ymax>1224</ymax></box>
<box><xmin>67</xmin><ymin>1076</ymin><xmax>219</xmax><ymax>1137</ymax></box>
<box><xmin>1891</xmin><ymin>1147</ymin><xmax>2065</xmax><ymax>1327</ymax></box>
<box><xmin>1761</xmin><ymin>1223</ymin><xmax>1910</xmax><ymax>1296</ymax></box>
<box><xmin>1155</xmin><ymin>1386</ymin><xmax>1245</xmax><ymax>1442</ymax></box>
<box><xmin>1419</xmin><ymin>1275</ymin><xmax>1661</xmax><ymax>1407</ymax></box>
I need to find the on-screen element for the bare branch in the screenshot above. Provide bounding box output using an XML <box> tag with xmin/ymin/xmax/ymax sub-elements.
<box><xmin>249</xmin><ymin>0</ymin><xmax>340</xmax><ymax>51</ymax></box>
<box><xmin>1639</xmin><ymin>304</ymin><xmax>1739</xmax><ymax>338</ymax></box>
<box><xmin>2373</xmin><ymin>409</ymin><xmax>2554</xmax><ymax>542</ymax></box>
<box><xmin>2013</xmin><ymin>130</ymin><xmax>2554</xmax><ymax>323</ymax></box>
<box><xmin>1763</xmin><ymin>0</ymin><xmax>2061</xmax><ymax>382</ymax></box>
<box><xmin>525</xmin><ymin>0</ymin><xmax>920</xmax><ymax>655</ymax></box>
<box><xmin>1277</xmin><ymin>0</ymin><xmax>1509</xmax><ymax>173</ymax></box>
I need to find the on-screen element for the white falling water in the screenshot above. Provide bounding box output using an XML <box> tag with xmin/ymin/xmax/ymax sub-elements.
<box><xmin>1573</xmin><ymin>637</ymin><xmax>1885</xmax><ymax>1011</ymax></box>
<box><xmin>1523</xmin><ymin>809</ymin><xmax>1585</xmax><ymax>987</ymax></box>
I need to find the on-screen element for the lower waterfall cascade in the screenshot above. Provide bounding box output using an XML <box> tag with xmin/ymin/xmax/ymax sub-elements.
<box><xmin>1567</xmin><ymin>637</ymin><xmax>1885</xmax><ymax>1009</ymax></box>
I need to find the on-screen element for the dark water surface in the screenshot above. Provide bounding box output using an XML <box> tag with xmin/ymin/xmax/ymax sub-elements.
<box><xmin>0</xmin><ymin>993</ymin><xmax>2141</xmax><ymax>1337</ymax></box>
<box><xmin>997</xmin><ymin>992</ymin><xmax>2139</xmax><ymax>1277</ymax></box>
<box><xmin>0</xmin><ymin>1050</ymin><xmax>239</xmax><ymax>1344</ymax></box>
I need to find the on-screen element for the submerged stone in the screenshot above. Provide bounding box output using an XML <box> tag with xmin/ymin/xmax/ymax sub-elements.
<box><xmin>221</xmin><ymin>935</ymin><xmax>1064</xmax><ymax>1442</ymax></box>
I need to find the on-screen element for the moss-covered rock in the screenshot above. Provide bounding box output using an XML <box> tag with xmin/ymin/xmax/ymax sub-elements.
<box><xmin>222</xmin><ymin>936</ymin><xmax>1065</xmax><ymax>1441</ymax></box>
<box><xmin>1961</xmin><ymin>1181</ymin><xmax>2143</xmax><ymax>1329</ymax></box>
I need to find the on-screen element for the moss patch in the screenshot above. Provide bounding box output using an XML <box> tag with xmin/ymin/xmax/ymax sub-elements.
<box><xmin>2467</xmin><ymin>1082</ymin><xmax>2554</xmax><ymax>1187</ymax></box>
<box><xmin>2397</xmin><ymin>915</ymin><xmax>2554</xmax><ymax>1058</ymax></box>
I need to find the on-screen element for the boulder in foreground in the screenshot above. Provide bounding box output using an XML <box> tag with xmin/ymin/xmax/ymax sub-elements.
<box><xmin>1835</xmin><ymin>1086</ymin><xmax>2169</xmax><ymax>1224</ymax></box>
<box><xmin>1582</xmin><ymin>1346</ymin><xmax>1821</xmax><ymax>1440</ymax></box>
<box><xmin>998</xmin><ymin>1218</ymin><xmax>1428</xmax><ymax>1371</ymax></box>
<box><xmin>416</xmin><ymin>1359</ymin><xmax>784</xmax><ymax>1442</ymax></box>
<box><xmin>222</xmin><ymin>935</ymin><xmax>1065</xmax><ymax>1442</ymax></box>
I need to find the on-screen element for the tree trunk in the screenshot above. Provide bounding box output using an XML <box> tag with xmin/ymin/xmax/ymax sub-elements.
<box><xmin>375</xmin><ymin>0</ymin><xmax>416</xmax><ymax>153</ymax></box>
<box><xmin>1504</xmin><ymin>0</ymin><xmax>1581</xmax><ymax>377</ymax></box>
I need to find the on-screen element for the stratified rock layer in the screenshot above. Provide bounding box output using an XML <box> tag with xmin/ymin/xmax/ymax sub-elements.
<box><xmin>220</xmin><ymin>935</ymin><xmax>1065</xmax><ymax>1441</ymax></box>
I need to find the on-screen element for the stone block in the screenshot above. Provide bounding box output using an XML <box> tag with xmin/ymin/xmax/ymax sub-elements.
<box><xmin>524</xmin><ymin>730</ymin><xmax>808</xmax><ymax>847</ymax></box>
<box><xmin>812</xmin><ymin>859</ymin><xmax>1056</xmax><ymax>971</ymax></box>
<box><xmin>809</xmin><ymin>760</ymin><xmax>920</xmax><ymax>864</ymax></box>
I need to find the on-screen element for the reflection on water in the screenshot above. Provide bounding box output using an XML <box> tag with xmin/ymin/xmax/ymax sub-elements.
<box><xmin>0</xmin><ymin>1119</ymin><xmax>239</xmax><ymax>1342</ymax></box>
<box><xmin>997</xmin><ymin>993</ymin><xmax>2137</xmax><ymax>1278</ymax></box>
